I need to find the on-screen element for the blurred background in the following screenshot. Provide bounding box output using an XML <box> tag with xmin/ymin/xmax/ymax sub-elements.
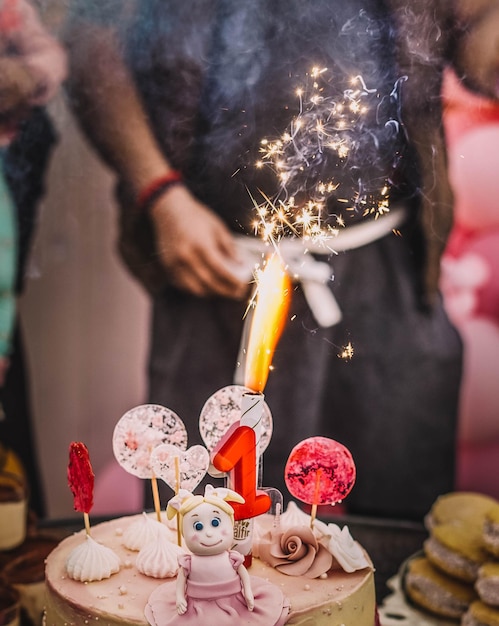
<box><xmin>11</xmin><ymin>1</ymin><xmax>499</xmax><ymax>519</ymax></box>
<box><xmin>16</xmin><ymin>0</ymin><xmax>148</xmax><ymax>518</ymax></box>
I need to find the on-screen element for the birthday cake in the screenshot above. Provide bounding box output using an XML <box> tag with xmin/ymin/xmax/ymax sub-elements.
<box><xmin>44</xmin><ymin>507</ymin><xmax>376</xmax><ymax>626</ymax></box>
<box><xmin>44</xmin><ymin>387</ymin><xmax>375</xmax><ymax>625</ymax></box>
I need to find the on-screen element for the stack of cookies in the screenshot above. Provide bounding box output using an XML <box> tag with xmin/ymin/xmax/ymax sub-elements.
<box><xmin>404</xmin><ymin>492</ymin><xmax>499</xmax><ymax>625</ymax></box>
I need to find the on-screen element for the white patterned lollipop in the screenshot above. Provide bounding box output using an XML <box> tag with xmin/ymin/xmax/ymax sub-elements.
<box><xmin>150</xmin><ymin>444</ymin><xmax>209</xmax><ymax>492</ymax></box>
<box><xmin>113</xmin><ymin>404</ymin><xmax>188</xmax><ymax>479</ymax></box>
<box><xmin>199</xmin><ymin>385</ymin><xmax>273</xmax><ymax>454</ymax></box>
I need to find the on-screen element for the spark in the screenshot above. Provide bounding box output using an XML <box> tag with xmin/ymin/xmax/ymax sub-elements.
<box><xmin>339</xmin><ymin>342</ymin><xmax>354</xmax><ymax>360</ymax></box>
<box><xmin>252</xmin><ymin>67</ymin><xmax>400</xmax><ymax>246</ymax></box>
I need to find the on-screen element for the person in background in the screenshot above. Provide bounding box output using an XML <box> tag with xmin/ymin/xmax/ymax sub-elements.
<box><xmin>0</xmin><ymin>0</ymin><xmax>66</xmax><ymax>517</ymax></box>
<box><xmin>62</xmin><ymin>0</ymin><xmax>499</xmax><ymax>520</ymax></box>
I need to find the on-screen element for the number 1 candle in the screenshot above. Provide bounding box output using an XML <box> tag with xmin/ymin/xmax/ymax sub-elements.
<box><xmin>224</xmin><ymin>253</ymin><xmax>291</xmax><ymax>562</ymax></box>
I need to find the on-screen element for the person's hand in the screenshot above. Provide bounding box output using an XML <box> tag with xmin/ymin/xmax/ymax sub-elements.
<box><xmin>150</xmin><ymin>184</ymin><xmax>251</xmax><ymax>299</ymax></box>
<box><xmin>0</xmin><ymin>57</ymin><xmax>35</xmax><ymax>117</ymax></box>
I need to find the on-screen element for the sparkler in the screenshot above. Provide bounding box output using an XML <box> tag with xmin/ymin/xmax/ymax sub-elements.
<box><xmin>252</xmin><ymin>67</ymin><xmax>399</xmax><ymax>247</ymax></box>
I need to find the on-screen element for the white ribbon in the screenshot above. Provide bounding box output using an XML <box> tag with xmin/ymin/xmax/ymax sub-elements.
<box><xmin>235</xmin><ymin>206</ymin><xmax>409</xmax><ymax>329</ymax></box>
<box><xmin>233</xmin><ymin>206</ymin><xmax>409</xmax><ymax>385</ymax></box>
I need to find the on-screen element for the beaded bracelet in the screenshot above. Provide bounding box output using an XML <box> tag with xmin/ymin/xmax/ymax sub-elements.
<box><xmin>137</xmin><ymin>170</ymin><xmax>183</xmax><ymax>212</ymax></box>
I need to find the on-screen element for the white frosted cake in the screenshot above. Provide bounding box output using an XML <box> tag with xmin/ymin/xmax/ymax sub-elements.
<box><xmin>44</xmin><ymin>511</ymin><xmax>376</xmax><ymax>626</ymax></box>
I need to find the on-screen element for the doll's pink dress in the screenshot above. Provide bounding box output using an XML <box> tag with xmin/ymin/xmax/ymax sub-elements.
<box><xmin>145</xmin><ymin>550</ymin><xmax>289</xmax><ymax>625</ymax></box>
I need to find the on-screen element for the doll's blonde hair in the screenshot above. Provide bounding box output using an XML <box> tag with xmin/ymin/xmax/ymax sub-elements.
<box><xmin>166</xmin><ymin>486</ymin><xmax>244</xmax><ymax>535</ymax></box>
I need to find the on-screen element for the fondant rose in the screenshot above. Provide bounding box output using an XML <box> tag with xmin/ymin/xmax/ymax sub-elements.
<box><xmin>257</xmin><ymin>525</ymin><xmax>333</xmax><ymax>578</ymax></box>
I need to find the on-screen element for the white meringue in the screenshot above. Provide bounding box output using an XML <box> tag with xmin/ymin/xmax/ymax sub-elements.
<box><xmin>279</xmin><ymin>501</ymin><xmax>308</xmax><ymax>526</ymax></box>
<box><xmin>135</xmin><ymin>527</ymin><xmax>184</xmax><ymax>578</ymax></box>
<box><xmin>278</xmin><ymin>501</ymin><xmax>329</xmax><ymax>539</ymax></box>
<box><xmin>122</xmin><ymin>512</ymin><xmax>174</xmax><ymax>551</ymax></box>
<box><xmin>326</xmin><ymin>523</ymin><xmax>370</xmax><ymax>572</ymax></box>
<box><xmin>65</xmin><ymin>534</ymin><xmax>120</xmax><ymax>582</ymax></box>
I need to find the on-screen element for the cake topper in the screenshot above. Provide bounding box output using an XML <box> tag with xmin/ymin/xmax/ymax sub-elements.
<box><xmin>203</xmin><ymin>254</ymin><xmax>289</xmax><ymax>565</ymax></box>
<box><xmin>67</xmin><ymin>442</ymin><xmax>94</xmax><ymax>535</ymax></box>
<box><xmin>144</xmin><ymin>485</ymin><xmax>290</xmax><ymax>625</ymax></box>
<box><xmin>285</xmin><ymin>436</ymin><xmax>356</xmax><ymax>526</ymax></box>
<box><xmin>113</xmin><ymin>404</ymin><xmax>188</xmax><ymax>520</ymax></box>
<box><xmin>199</xmin><ymin>384</ymin><xmax>273</xmax><ymax>457</ymax></box>
<box><xmin>66</xmin><ymin>442</ymin><xmax>120</xmax><ymax>582</ymax></box>
<box><xmin>151</xmin><ymin>443</ymin><xmax>210</xmax><ymax>546</ymax></box>
<box><xmin>150</xmin><ymin>444</ymin><xmax>210</xmax><ymax>494</ymax></box>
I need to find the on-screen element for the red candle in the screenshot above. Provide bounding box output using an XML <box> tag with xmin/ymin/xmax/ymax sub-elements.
<box><xmin>212</xmin><ymin>424</ymin><xmax>271</xmax><ymax>521</ymax></box>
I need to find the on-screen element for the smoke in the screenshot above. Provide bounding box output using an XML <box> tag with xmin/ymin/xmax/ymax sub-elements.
<box><xmin>101</xmin><ymin>0</ymin><xmax>415</xmax><ymax>228</ymax></box>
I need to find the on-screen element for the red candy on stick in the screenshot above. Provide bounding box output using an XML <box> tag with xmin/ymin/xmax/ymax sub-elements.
<box><xmin>68</xmin><ymin>442</ymin><xmax>94</xmax><ymax>533</ymax></box>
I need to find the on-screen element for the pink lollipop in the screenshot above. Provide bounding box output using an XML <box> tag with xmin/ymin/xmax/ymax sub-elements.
<box><xmin>199</xmin><ymin>385</ymin><xmax>273</xmax><ymax>454</ymax></box>
<box><xmin>113</xmin><ymin>404</ymin><xmax>187</xmax><ymax>479</ymax></box>
<box><xmin>285</xmin><ymin>437</ymin><xmax>356</xmax><ymax>506</ymax></box>
<box><xmin>150</xmin><ymin>444</ymin><xmax>209</xmax><ymax>493</ymax></box>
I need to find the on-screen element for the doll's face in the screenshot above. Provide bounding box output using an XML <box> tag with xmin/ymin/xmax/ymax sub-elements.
<box><xmin>182</xmin><ymin>502</ymin><xmax>234</xmax><ymax>555</ymax></box>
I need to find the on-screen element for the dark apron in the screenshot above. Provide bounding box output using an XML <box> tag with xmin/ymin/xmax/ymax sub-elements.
<box><xmin>122</xmin><ymin>0</ymin><xmax>461</xmax><ymax>520</ymax></box>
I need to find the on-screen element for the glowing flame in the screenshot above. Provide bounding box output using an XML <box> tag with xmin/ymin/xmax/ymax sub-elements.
<box><xmin>244</xmin><ymin>254</ymin><xmax>291</xmax><ymax>393</ymax></box>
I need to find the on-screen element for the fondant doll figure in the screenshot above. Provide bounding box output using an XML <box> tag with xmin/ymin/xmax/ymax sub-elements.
<box><xmin>145</xmin><ymin>485</ymin><xmax>289</xmax><ymax>625</ymax></box>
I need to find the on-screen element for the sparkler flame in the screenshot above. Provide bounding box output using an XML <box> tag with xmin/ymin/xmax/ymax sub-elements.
<box><xmin>243</xmin><ymin>68</ymin><xmax>402</xmax><ymax>372</ymax></box>
<box><xmin>252</xmin><ymin>67</ymin><xmax>401</xmax><ymax>246</ymax></box>
<box><xmin>244</xmin><ymin>254</ymin><xmax>291</xmax><ymax>393</ymax></box>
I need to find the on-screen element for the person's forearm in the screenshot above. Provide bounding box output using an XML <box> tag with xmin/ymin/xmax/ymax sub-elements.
<box><xmin>64</xmin><ymin>18</ymin><xmax>173</xmax><ymax>197</ymax></box>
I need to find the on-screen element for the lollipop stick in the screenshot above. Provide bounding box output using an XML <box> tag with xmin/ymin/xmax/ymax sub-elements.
<box><xmin>84</xmin><ymin>512</ymin><xmax>91</xmax><ymax>536</ymax></box>
<box><xmin>310</xmin><ymin>468</ymin><xmax>323</xmax><ymax>529</ymax></box>
<box><xmin>151</xmin><ymin>476</ymin><xmax>161</xmax><ymax>522</ymax></box>
<box><xmin>310</xmin><ymin>504</ymin><xmax>318</xmax><ymax>528</ymax></box>
<box><xmin>175</xmin><ymin>456</ymin><xmax>182</xmax><ymax>547</ymax></box>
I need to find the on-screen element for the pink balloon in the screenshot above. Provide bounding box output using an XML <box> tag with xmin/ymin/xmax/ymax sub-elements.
<box><xmin>465</xmin><ymin>231</ymin><xmax>499</xmax><ymax>321</ymax></box>
<box><xmin>449</xmin><ymin>125</ymin><xmax>499</xmax><ymax>232</ymax></box>
<box><xmin>284</xmin><ymin>437</ymin><xmax>356</xmax><ymax>506</ymax></box>
<box><xmin>457</xmin><ymin>318</ymin><xmax>499</xmax><ymax>445</ymax></box>
<box><xmin>442</xmin><ymin>229</ymin><xmax>499</xmax><ymax>327</ymax></box>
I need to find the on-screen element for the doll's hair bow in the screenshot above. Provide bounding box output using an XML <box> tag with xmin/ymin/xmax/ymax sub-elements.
<box><xmin>204</xmin><ymin>484</ymin><xmax>245</xmax><ymax>504</ymax></box>
<box><xmin>167</xmin><ymin>488</ymin><xmax>193</xmax><ymax>514</ymax></box>
<box><xmin>166</xmin><ymin>485</ymin><xmax>245</xmax><ymax>521</ymax></box>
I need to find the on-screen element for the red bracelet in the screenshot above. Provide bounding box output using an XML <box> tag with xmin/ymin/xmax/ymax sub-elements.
<box><xmin>137</xmin><ymin>170</ymin><xmax>183</xmax><ymax>212</ymax></box>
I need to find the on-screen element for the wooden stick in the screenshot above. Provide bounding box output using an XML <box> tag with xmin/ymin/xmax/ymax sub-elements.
<box><xmin>84</xmin><ymin>512</ymin><xmax>91</xmax><ymax>536</ymax></box>
<box><xmin>151</xmin><ymin>476</ymin><xmax>161</xmax><ymax>522</ymax></box>
<box><xmin>310</xmin><ymin>503</ymin><xmax>318</xmax><ymax>529</ymax></box>
<box><xmin>310</xmin><ymin>468</ymin><xmax>323</xmax><ymax>529</ymax></box>
<box><xmin>175</xmin><ymin>456</ymin><xmax>182</xmax><ymax>547</ymax></box>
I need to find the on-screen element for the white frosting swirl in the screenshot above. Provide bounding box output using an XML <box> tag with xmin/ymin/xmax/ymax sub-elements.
<box><xmin>325</xmin><ymin>523</ymin><xmax>370</xmax><ymax>572</ymax></box>
<box><xmin>65</xmin><ymin>535</ymin><xmax>120</xmax><ymax>582</ymax></box>
<box><xmin>122</xmin><ymin>512</ymin><xmax>175</xmax><ymax>551</ymax></box>
<box><xmin>279</xmin><ymin>501</ymin><xmax>309</xmax><ymax>527</ymax></box>
<box><xmin>135</xmin><ymin>527</ymin><xmax>184</xmax><ymax>578</ymax></box>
